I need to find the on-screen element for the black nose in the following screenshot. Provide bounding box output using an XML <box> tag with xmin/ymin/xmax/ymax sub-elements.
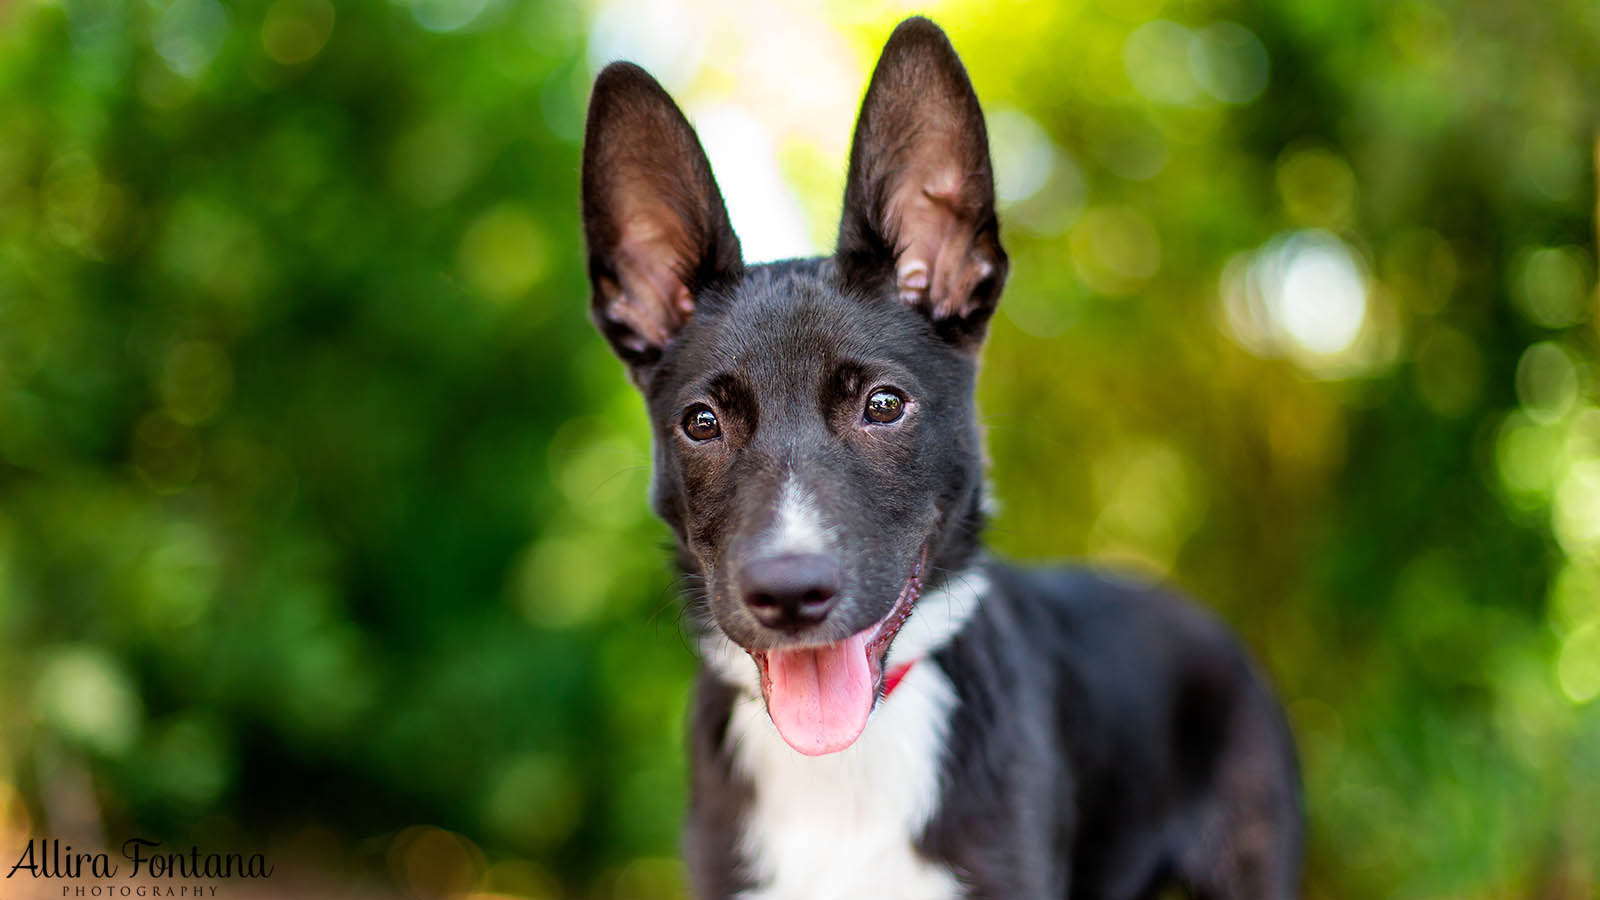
<box><xmin>741</xmin><ymin>553</ymin><xmax>841</xmax><ymax>631</ymax></box>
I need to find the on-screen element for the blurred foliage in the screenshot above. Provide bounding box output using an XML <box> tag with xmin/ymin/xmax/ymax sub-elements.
<box><xmin>0</xmin><ymin>0</ymin><xmax>1597</xmax><ymax>898</ymax></box>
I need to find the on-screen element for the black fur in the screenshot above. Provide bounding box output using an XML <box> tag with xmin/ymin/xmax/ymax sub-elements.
<box><xmin>643</xmin><ymin>260</ymin><xmax>984</xmax><ymax>652</ymax></box>
<box><xmin>916</xmin><ymin>567</ymin><xmax>1303</xmax><ymax>899</ymax></box>
<box><xmin>580</xmin><ymin>16</ymin><xmax>1303</xmax><ymax>899</ymax></box>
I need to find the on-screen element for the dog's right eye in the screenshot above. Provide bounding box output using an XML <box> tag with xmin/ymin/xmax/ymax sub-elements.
<box><xmin>682</xmin><ymin>405</ymin><xmax>722</xmax><ymax>441</ymax></box>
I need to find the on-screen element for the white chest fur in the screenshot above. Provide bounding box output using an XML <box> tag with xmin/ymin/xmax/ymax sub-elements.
<box><xmin>706</xmin><ymin>572</ymin><xmax>990</xmax><ymax>900</ymax></box>
<box><xmin>727</xmin><ymin>663</ymin><xmax>964</xmax><ymax>900</ymax></box>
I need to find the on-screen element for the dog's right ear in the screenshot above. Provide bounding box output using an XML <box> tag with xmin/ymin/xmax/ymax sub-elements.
<box><xmin>581</xmin><ymin>63</ymin><xmax>743</xmax><ymax>380</ymax></box>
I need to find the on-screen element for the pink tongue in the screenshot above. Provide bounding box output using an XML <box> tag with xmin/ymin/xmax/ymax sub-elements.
<box><xmin>764</xmin><ymin>631</ymin><xmax>874</xmax><ymax>756</ymax></box>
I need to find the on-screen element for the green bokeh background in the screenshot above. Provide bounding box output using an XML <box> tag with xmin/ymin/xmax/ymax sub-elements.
<box><xmin>1</xmin><ymin>0</ymin><xmax>1597</xmax><ymax>897</ymax></box>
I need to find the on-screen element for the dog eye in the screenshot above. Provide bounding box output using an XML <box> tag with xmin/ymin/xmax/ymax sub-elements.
<box><xmin>864</xmin><ymin>389</ymin><xmax>905</xmax><ymax>424</ymax></box>
<box><xmin>682</xmin><ymin>405</ymin><xmax>722</xmax><ymax>441</ymax></box>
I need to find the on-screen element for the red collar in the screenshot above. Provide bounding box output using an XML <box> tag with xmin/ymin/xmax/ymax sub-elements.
<box><xmin>881</xmin><ymin>660</ymin><xmax>917</xmax><ymax>698</ymax></box>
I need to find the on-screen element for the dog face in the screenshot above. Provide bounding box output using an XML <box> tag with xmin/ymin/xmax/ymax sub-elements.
<box><xmin>581</xmin><ymin>18</ymin><xmax>1006</xmax><ymax>755</ymax></box>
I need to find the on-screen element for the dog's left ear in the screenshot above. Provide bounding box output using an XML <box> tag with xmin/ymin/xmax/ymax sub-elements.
<box><xmin>836</xmin><ymin>17</ymin><xmax>1008</xmax><ymax>349</ymax></box>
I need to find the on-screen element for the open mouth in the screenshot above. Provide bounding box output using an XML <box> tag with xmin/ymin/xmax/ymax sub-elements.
<box><xmin>748</xmin><ymin>547</ymin><xmax>927</xmax><ymax>756</ymax></box>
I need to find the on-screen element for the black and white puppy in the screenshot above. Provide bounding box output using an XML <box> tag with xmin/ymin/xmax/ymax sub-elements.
<box><xmin>579</xmin><ymin>17</ymin><xmax>1302</xmax><ymax>900</ymax></box>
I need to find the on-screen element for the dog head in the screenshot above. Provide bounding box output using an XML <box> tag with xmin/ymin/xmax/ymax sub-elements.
<box><xmin>581</xmin><ymin>18</ymin><xmax>1006</xmax><ymax>755</ymax></box>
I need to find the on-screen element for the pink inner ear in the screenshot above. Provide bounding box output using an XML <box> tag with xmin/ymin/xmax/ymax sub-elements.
<box><xmin>897</xmin><ymin>259</ymin><xmax>930</xmax><ymax>303</ymax></box>
<box><xmin>890</xmin><ymin>163</ymin><xmax>990</xmax><ymax>321</ymax></box>
<box><xmin>600</xmin><ymin>208</ymin><xmax>697</xmax><ymax>351</ymax></box>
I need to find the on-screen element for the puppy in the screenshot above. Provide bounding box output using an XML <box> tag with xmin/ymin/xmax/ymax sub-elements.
<box><xmin>579</xmin><ymin>17</ymin><xmax>1303</xmax><ymax>900</ymax></box>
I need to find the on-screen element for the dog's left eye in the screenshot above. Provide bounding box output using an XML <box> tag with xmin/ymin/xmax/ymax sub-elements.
<box><xmin>864</xmin><ymin>389</ymin><xmax>905</xmax><ymax>424</ymax></box>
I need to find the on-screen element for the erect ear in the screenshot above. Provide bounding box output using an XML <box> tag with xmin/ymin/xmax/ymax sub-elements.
<box><xmin>835</xmin><ymin>17</ymin><xmax>1007</xmax><ymax>348</ymax></box>
<box><xmin>582</xmin><ymin>62</ymin><xmax>742</xmax><ymax>379</ymax></box>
